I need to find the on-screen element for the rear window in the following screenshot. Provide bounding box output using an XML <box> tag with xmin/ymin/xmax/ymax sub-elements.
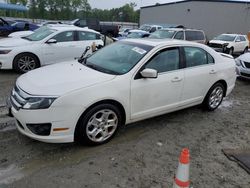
<box><xmin>185</xmin><ymin>31</ymin><xmax>205</xmax><ymax>41</ymax></box>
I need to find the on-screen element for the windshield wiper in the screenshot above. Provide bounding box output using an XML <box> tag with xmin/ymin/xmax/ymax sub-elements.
<box><xmin>21</xmin><ymin>36</ymin><xmax>32</xmax><ymax>41</ymax></box>
<box><xmin>84</xmin><ymin>63</ymin><xmax>119</xmax><ymax>75</ymax></box>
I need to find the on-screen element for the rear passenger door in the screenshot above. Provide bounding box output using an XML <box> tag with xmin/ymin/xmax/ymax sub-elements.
<box><xmin>180</xmin><ymin>46</ymin><xmax>217</xmax><ymax>106</ymax></box>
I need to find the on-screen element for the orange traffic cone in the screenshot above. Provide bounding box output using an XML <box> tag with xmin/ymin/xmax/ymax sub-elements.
<box><xmin>173</xmin><ymin>148</ymin><xmax>190</xmax><ymax>188</ymax></box>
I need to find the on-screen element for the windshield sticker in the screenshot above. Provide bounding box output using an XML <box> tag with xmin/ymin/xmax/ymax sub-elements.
<box><xmin>132</xmin><ymin>47</ymin><xmax>147</xmax><ymax>55</ymax></box>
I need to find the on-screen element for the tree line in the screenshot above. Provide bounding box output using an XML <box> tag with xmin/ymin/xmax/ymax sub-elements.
<box><xmin>1</xmin><ymin>0</ymin><xmax>140</xmax><ymax>23</ymax></box>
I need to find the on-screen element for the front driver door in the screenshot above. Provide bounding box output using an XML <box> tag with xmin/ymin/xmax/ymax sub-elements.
<box><xmin>42</xmin><ymin>30</ymin><xmax>79</xmax><ymax>65</ymax></box>
<box><xmin>130</xmin><ymin>47</ymin><xmax>184</xmax><ymax>120</ymax></box>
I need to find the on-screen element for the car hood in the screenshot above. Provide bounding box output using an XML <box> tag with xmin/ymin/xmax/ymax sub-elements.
<box><xmin>16</xmin><ymin>61</ymin><xmax>116</xmax><ymax>96</ymax></box>
<box><xmin>0</xmin><ymin>38</ymin><xmax>32</xmax><ymax>48</ymax></box>
<box><xmin>8</xmin><ymin>31</ymin><xmax>34</xmax><ymax>38</ymax></box>
<box><xmin>209</xmin><ymin>40</ymin><xmax>231</xmax><ymax>45</ymax></box>
<box><xmin>238</xmin><ymin>52</ymin><xmax>250</xmax><ymax>62</ymax></box>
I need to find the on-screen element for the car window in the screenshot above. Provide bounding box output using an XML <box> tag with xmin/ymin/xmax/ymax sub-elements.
<box><xmin>78</xmin><ymin>31</ymin><xmax>101</xmax><ymax>40</ymax></box>
<box><xmin>184</xmin><ymin>47</ymin><xmax>213</xmax><ymax>68</ymax></box>
<box><xmin>235</xmin><ymin>36</ymin><xmax>241</xmax><ymax>42</ymax></box>
<box><xmin>150</xmin><ymin>27</ymin><xmax>156</xmax><ymax>33</ymax></box>
<box><xmin>185</xmin><ymin>31</ymin><xmax>204</xmax><ymax>41</ymax></box>
<box><xmin>174</xmin><ymin>31</ymin><xmax>184</xmax><ymax>40</ymax></box>
<box><xmin>52</xmin><ymin>31</ymin><xmax>74</xmax><ymax>42</ymax></box>
<box><xmin>240</xmin><ymin>36</ymin><xmax>246</xmax><ymax>41</ymax></box>
<box><xmin>145</xmin><ymin>48</ymin><xmax>180</xmax><ymax>73</ymax></box>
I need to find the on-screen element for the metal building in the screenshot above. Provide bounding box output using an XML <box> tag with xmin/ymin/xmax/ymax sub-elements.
<box><xmin>140</xmin><ymin>0</ymin><xmax>250</xmax><ymax>39</ymax></box>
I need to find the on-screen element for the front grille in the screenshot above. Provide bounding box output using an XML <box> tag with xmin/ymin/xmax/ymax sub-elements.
<box><xmin>209</xmin><ymin>43</ymin><xmax>223</xmax><ymax>48</ymax></box>
<box><xmin>241</xmin><ymin>72</ymin><xmax>250</xmax><ymax>77</ymax></box>
<box><xmin>244</xmin><ymin>61</ymin><xmax>250</xmax><ymax>69</ymax></box>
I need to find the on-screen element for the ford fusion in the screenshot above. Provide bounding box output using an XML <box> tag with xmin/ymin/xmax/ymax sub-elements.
<box><xmin>10</xmin><ymin>39</ymin><xmax>236</xmax><ymax>145</ymax></box>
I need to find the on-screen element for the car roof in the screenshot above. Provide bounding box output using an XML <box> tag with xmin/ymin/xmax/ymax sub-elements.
<box><xmin>46</xmin><ymin>24</ymin><xmax>100</xmax><ymax>34</ymax></box>
<box><xmin>221</xmin><ymin>33</ymin><xmax>245</xmax><ymax>36</ymax></box>
<box><xmin>160</xmin><ymin>28</ymin><xmax>204</xmax><ymax>32</ymax></box>
<box><xmin>123</xmin><ymin>38</ymin><xmax>202</xmax><ymax>47</ymax></box>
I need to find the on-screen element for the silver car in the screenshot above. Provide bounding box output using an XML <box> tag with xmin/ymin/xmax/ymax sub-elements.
<box><xmin>235</xmin><ymin>52</ymin><xmax>250</xmax><ymax>79</ymax></box>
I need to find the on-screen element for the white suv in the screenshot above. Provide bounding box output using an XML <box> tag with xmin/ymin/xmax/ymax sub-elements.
<box><xmin>208</xmin><ymin>34</ymin><xmax>249</xmax><ymax>55</ymax></box>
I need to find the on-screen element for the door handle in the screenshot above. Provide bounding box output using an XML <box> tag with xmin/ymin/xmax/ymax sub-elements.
<box><xmin>209</xmin><ymin>70</ymin><xmax>217</xmax><ymax>74</ymax></box>
<box><xmin>171</xmin><ymin>77</ymin><xmax>182</xmax><ymax>82</ymax></box>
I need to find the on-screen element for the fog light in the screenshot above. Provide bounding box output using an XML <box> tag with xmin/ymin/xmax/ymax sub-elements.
<box><xmin>26</xmin><ymin>123</ymin><xmax>52</xmax><ymax>136</ymax></box>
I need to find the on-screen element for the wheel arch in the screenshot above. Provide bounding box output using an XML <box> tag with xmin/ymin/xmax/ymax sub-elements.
<box><xmin>12</xmin><ymin>52</ymin><xmax>41</xmax><ymax>69</ymax></box>
<box><xmin>205</xmin><ymin>80</ymin><xmax>228</xmax><ymax>100</ymax></box>
<box><xmin>74</xmin><ymin>99</ymin><xmax>127</xmax><ymax>139</ymax></box>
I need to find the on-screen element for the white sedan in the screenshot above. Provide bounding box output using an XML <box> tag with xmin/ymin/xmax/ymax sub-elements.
<box><xmin>0</xmin><ymin>25</ymin><xmax>103</xmax><ymax>73</ymax></box>
<box><xmin>235</xmin><ymin>52</ymin><xmax>250</xmax><ymax>79</ymax></box>
<box><xmin>9</xmin><ymin>39</ymin><xmax>236</xmax><ymax>145</ymax></box>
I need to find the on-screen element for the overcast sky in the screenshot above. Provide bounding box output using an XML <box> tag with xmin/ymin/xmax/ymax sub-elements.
<box><xmin>88</xmin><ymin>0</ymin><xmax>250</xmax><ymax>9</ymax></box>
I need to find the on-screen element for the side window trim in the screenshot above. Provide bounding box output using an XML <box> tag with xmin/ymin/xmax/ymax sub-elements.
<box><xmin>134</xmin><ymin>47</ymin><xmax>182</xmax><ymax>80</ymax></box>
<box><xmin>181</xmin><ymin>46</ymin><xmax>215</xmax><ymax>69</ymax></box>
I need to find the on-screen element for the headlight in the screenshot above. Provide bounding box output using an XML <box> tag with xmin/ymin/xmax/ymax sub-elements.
<box><xmin>223</xmin><ymin>43</ymin><xmax>229</xmax><ymax>47</ymax></box>
<box><xmin>23</xmin><ymin>97</ymin><xmax>57</xmax><ymax>109</ymax></box>
<box><xmin>235</xmin><ymin>59</ymin><xmax>242</xmax><ymax>66</ymax></box>
<box><xmin>0</xmin><ymin>50</ymin><xmax>12</xmax><ymax>54</ymax></box>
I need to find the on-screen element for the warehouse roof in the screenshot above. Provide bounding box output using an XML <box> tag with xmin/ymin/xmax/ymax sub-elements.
<box><xmin>141</xmin><ymin>0</ymin><xmax>250</xmax><ymax>9</ymax></box>
<box><xmin>0</xmin><ymin>2</ymin><xmax>28</xmax><ymax>11</ymax></box>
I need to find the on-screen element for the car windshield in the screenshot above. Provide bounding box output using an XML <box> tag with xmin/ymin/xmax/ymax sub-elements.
<box><xmin>149</xmin><ymin>30</ymin><xmax>176</xmax><ymax>39</ymax></box>
<box><xmin>22</xmin><ymin>27</ymin><xmax>56</xmax><ymax>41</ymax></box>
<box><xmin>127</xmin><ymin>32</ymin><xmax>144</xmax><ymax>38</ymax></box>
<box><xmin>214</xmin><ymin>34</ymin><xmax>236</xmax><ymax>42</ymax></box>
<box><xmin>139</xmin><ymin>25</ymin><xmax>151</xmax><ymax>32</ymax></box>
<box><xmin>85</xmin><ymin>41</ymin><xmax>153</xmax><ymax>75</ymax></box>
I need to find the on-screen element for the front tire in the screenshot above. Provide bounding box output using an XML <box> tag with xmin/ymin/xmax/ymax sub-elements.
<box><xmin>75</xmin><ymin>104</ymin><xmax>122</xmax><ymax>146</ymax></box>
<box><xmin>13</xmin><ymin>53</ymin><xmax>40</xmax><ymax>73</ymax></box>
<box><xmin>227</xmin><ymin>48</ymin><xmax>234</xmax><ymax>55</ymax></box>
<box><xmin>243</xmin><ymin>47</ymin><xmax>248</xmax><ymax>54</ymax></box>
<box><xmin>203</xmin><ymin>83</ymin><xmax>225</xmax><ymax>111</ymax></box>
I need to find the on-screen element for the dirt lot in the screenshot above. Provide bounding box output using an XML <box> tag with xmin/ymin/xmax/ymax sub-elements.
<box><xmin>0</xmin><ymin>70</ymin><xmax>250</xmax><ymax>188</ymax></box>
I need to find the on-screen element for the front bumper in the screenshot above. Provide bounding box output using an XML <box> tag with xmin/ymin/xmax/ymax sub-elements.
<box><xmin>11</xmin><ymin>104</ymin><xmax>84</xmax><ymax>143</ymax></box>
<box><xmin>236</xmin><ymin>66</ymin><xmax>250</xmax><ymax>79</ymax></box>
<box><xmin>0</xmin><ymin>54</ymin><xmax>13</xmax><ymax>69</ymax></box>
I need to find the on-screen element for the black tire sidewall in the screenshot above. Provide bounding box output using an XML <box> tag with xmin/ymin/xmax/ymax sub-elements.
<box><xmin>13</xmin><ymin>53</ymin><xmax>39</xmax><ymax>73</ymax></box>
<box><xmin>75</xmin><ymin>104</ymin><xmax>122</xmax><ymax>146</ymax></box>
<box><xmin>203</xmin><ymin>83</ymin><xmax>225</xmax><ymax>111</ymax></box>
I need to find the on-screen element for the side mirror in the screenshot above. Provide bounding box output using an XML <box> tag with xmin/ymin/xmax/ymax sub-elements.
<box><xmin>46</xmin><ymin>39</ymin><xmax>57</xmax><ymax>44</ymax></box>
<box><xmin>140</xmin><ymin>68</ymin><xmax>158</xmax><ymax>79</ymax></box>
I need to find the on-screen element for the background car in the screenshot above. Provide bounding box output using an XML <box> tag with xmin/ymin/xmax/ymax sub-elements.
<box><xmin>116</xmin><ymin>30</ymin><xmax>150</xmax><ymax>40</ymax></box>
<box><xmin>149</xmin><ymin>28</ymin><xmax>207</xmax><ymax>44</ymax></box>
<box><xmin>139</xmin><ymin>24</ymin><xmax>163</xmax><ymax>33</ymax></box>
<box><xmin>9</xmin><ymin>39</ymin><xmax>236</xmax><ymax>145</ymax></box>
<box><xmin>235</xmin><ymin>52</ymin><xmax>250</xmax><ymax>79</ymax></box>
<box><xmin>208</xmin><ymin>34</ymin><xmax>249</xmax><ymax>55</ymax></box>
<box><xmin>0</xmin><ymin>25</ymin><xmax>103</xmax><ymax>73</ymax></box>
<box><xmin>118</xmin><ymin>27</ymin><xmax>131</xmax><ymax>37</ymax></box>
<box><xmin>0</xmin><ymin>18</ymin><xmax>39</xmax><ymax>37</ymax></box>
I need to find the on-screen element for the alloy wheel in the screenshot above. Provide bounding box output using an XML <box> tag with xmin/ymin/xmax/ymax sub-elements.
<box><xmin>17</xmin><ymin>56</ymin><xmax>36</xmax><ymax>72</ymax></box>
<box><xmin>86</xmin><ymin>109</ymin><xmax>118</xmax><ymax>143</ymax></box>
<box><xmin>208</xmin><ymin>86</ymin><xmax>224</xmax><ymax>109</ymax></box>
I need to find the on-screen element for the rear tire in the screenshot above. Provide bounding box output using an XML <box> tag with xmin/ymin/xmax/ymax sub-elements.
<box><xmin>13</xmin><ymin>53</ymin><xmax>40</xmax><ymax>73</ymax></box>
<box><xmin>203</xmin><ymin>83</ymin><xmax>225</xmax><ymax>111</ymax></box>
<box><xmin>75</xmin><ymin>104</ymin><xmax>122</xmax><ymax>146</ymax></box>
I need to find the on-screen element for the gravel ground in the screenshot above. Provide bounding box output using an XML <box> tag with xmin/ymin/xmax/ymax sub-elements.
<box><xmin>0</xmin><ymin>70</ymin><xmax>250</xmax><ymax>188</ymax></box>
